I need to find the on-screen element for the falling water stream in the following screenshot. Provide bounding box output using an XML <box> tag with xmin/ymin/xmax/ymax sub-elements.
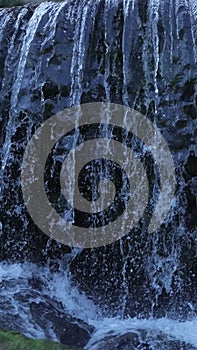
<box><xmin>0</xmin><ymin>0</ymin><xmax>196</xmax><ymax>349</ymax></box>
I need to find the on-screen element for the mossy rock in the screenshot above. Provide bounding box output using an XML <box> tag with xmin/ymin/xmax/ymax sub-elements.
<box><xmin>0</xmin><ymin>0</ymin><xmax>24</xmax><ymax>7</ymax></box>
<box><xmin>0</xmin><ymin>330</ymin><xmax>81</xmax><ymax>350</ymax></box>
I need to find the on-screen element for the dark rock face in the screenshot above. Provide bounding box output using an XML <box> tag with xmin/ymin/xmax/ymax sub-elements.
<box><xmin>0</xmin><ymin>0</ymin><xmax>196</xmax><ymax>319</ymax></box>
<box><xmin>30</xmin><ymin>301</ymin><xmax>93</xmax><ymax>347</ymax></box>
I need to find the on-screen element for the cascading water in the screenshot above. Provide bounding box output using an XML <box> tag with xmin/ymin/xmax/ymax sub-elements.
<box><xmin>0</xmin><ymin>0</ymin><xmax>196</xmax><ymax>349</ymax></box>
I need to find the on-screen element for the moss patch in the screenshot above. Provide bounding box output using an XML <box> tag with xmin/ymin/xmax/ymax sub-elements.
<box><xmin>0</xmin><ymin>330</ymin><xmax>80</xmax><ymax>350</ymax></box>
<box><xmin>0</xmin><ymin>0</ymin><xmax>24</xmax><ymax>7</ymax></box>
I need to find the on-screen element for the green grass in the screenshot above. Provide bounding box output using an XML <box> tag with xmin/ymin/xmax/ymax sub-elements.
<box><xmin>0</xmin><ymin>0</ymin><xmax>25</xmax><ymax>7</ymax></box>
<box><xmin>0</xmin><ymin>330</ymin><xmax>80</xmax><ymax>350</ymax></box>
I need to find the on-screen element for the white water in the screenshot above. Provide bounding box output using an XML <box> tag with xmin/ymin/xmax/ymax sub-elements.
<box><xmin>0</xmin><ymin>262</ymin><xmax>196</xmax><ymax>348</ymax></box>
<box><xmin>85</xmin><ymin>317</ymin><xmax>197</xmax><ymax>349</ymax></box>
<box><xmin>70</xmin><ymin>0</ymin><xmax>99</xmax><ymax>105</ymax></box>
<box><xmin>0</xmin><ymin>0</ymin><xmax>196</xmax><ymax>348</ymax></box>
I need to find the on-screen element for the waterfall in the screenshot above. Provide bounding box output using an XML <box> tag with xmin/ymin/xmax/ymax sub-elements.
<box><xmin>0</xmin><ymin>0</ymin><xmax>196</xmax><ymax>348</ymax></box>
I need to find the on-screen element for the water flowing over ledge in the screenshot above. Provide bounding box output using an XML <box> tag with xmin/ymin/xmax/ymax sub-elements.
<box><xmin>0</xmin><ymin>0</ymin><xmax>196</xmax><ymax>348</ymax></box>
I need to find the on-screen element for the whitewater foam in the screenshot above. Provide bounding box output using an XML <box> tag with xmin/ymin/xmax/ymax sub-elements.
<box><xmin>0</xmin><ymin>262</ymin><xmax>196</xmax><ymax>348</ymax></box>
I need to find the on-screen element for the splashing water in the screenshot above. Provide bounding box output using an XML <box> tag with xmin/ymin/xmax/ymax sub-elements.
<box><xmin>0</xmin><ymin>261</ymin><xmax>196</xmax><ymax>348</ymax></box>
<box><xmin>0</xmin><ymin>0</ymin><xmax>196</xmax><ymax>348</ymax></box>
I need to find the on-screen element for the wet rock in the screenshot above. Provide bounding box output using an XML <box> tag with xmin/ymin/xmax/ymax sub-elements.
<box><xmin>0</xmin><ymin>0</ymin><xmax>196</xmax><ymax>320</ymax></box>
<box><xmin>30</xmin><ymin>301</ymin><xmax>94</xmax><ymax>348</ymax></box>
<box><xmin>0</xmin><ymin>273</ymin><xmax>94</xmax><ymax>348</ymax></box>
<box><xmin>89</xmin><ymin>329</ymin><xmax>197</xmax><ymax>350</ymax></box>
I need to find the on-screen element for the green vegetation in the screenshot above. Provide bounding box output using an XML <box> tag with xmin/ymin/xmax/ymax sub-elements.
<box><xmin>0</xmin><ymin>0</ymin><xmax>25</xmax><ymax>7</ymax></box>
<box><xmin>0</xmin><ymin>330</ymin><xmax>80</xmax><ymax>350</ymax></box>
